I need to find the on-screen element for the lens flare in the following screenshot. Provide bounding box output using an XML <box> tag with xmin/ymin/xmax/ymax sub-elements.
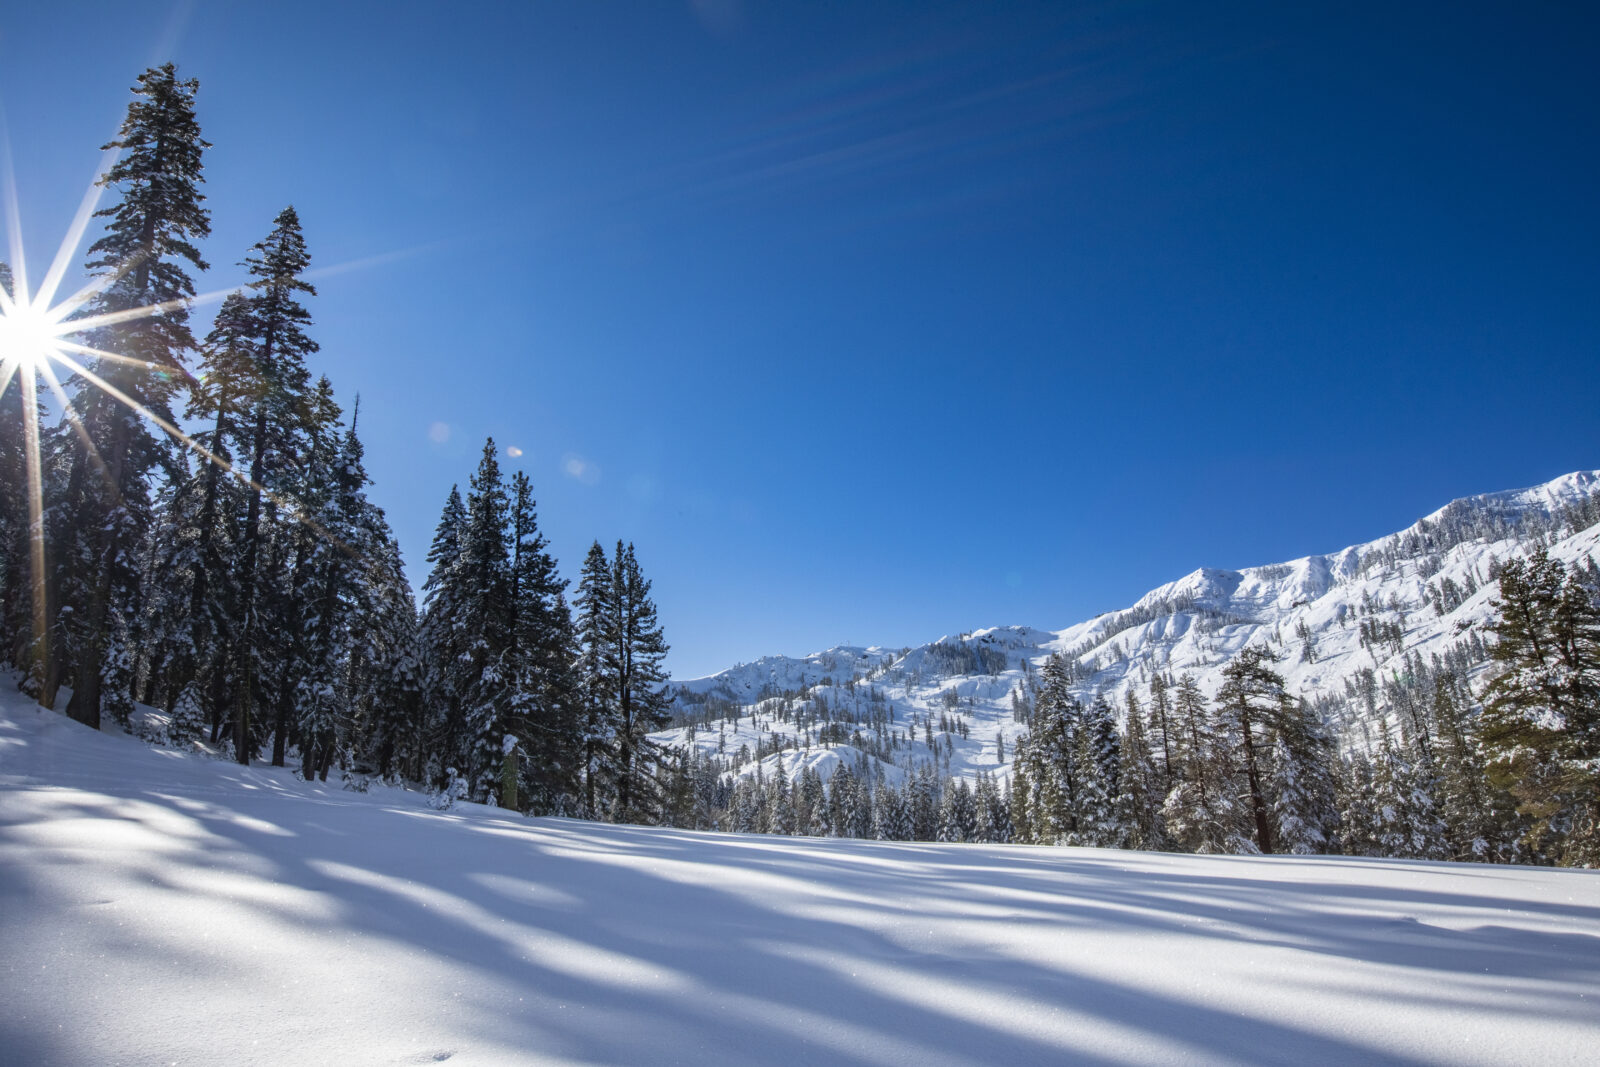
<box><xmin>0</xmin><ymin>294</ymin><xmax>68</xmax><ymax>369</ymax></box>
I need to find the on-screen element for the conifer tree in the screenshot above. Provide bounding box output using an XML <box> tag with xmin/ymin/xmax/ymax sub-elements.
<box><xmin>455</xmin><ymin>440</ymin><xmax>514</xmax><ymax>796</ymax></box>
<box><xmin>1161</xmin><ymin>674</ymin><xmax>1251</xmax><ymax>853</ymax></box>
<box><xmin>1147</xmin><ymin>673</ymin><xmax>1177</xmax><ymax>789</ymax></box>
<box><xmin>1216</xmin><ymin>647</ymin><xmax>1290</xmax><ymax>853</ymax></box>
<box><xmin>0</xmin><ymin>258</ymin><xmax>47</xmax><ymax>675</ymax></box>
<box><xmin>827</xmin><ymin>765</ymin><xmax>858</xmax><ymax>836</ymax></box>
<box><xmin>421</xmin><ymin>486</ymin><xmax>469</xmax><ymax>779</ymax></box>
<box><xmin>1012</xmin><ymin>656</ymin><xmax>1084</xmax><ymax>843</ymax></box>
<box><xmin>1369</xmin><ymin>724</ymin><xmax>1451</xmax><ymax>859</ymax></box>
<box><xmin>1335</xmin><ymin>754</ymin><xmax>1380</xmax><ymax>856</ymax></box>
<box><xmin>874</xmin><ymin>780</ymin><xmax>913</xmax><ymax>841</ymax></box>
<box><xmin>575</xmin><ymin>540</ymin><xmax>671</xmax><ymax>823</ymax></box>
<box><xmin>220</xmin><ymin>207</ymin><xmax>318</xmax><ymax>762</ymax></box>
<box><xmin>1121</xmin><ymin>689</ymin><xmax>1168</xmax><ymax>850</ymax></box>
<box><xmin>1267</xmin><ymin>697</ymin><xmax>1339</xmax><ymax>855</ymax></box>
<box><xmin>1431</xmin><ymin>682</ymin><xmax>1518</xmax><ymax>861</ymax></box>
<box><xmin>49</xmin><ymin>64</ymin><xmax>211</xmax><ymax>726</ymax></box>
<box><xmin>503</xmin><ymin>470</ymin><xmax>579</xmax><ymax>812</ymax></box>
<box><xmin>574</xmin><ymin>541</ymin><xmax>614</xmax><ymax>816</ymax></box>
<box><xmin>909</xmin><ymin>765</ymin><xmax>940</xmax><ymax>841</ymax></box>
<box><xmin>1478</xmin><ymin>549</ymin><xmax>1600</xmax><ymax>866</ymax></box>
<box><xmin>1073</xmin><ymin>695</ymin><xmax>1125</xmax><ymax>847</ymax></box>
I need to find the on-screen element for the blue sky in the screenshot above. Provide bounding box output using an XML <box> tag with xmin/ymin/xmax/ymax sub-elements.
<box><xmin>2</xmin><ymin>2</ymin><xmax>1596</xmax><ymax>678</ymax></box>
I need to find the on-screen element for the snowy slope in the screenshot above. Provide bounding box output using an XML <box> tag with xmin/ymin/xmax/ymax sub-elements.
<box><xmin>3</xmin><ymin>689</ymin><xmax>1599</xmax><ymax>1066</ymax></box>
<box><xmin>657</xmin><ymin>472</ymin><xmax>1600</xmax><ymax>787</ymax></box>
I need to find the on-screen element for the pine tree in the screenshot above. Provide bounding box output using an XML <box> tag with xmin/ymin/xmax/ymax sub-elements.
<box><xmin>1477</xmin><ymin>549</ymin><xmax>1600</xmax><ymax>866</ymax></box>
<box><xmin>1431</xmin><ymin>682</ymin><xmax>1518</xmax><ymax>861</ymax></box>
<box><xmin>49</xmin><ymin>64</ymin><xmax>211</xmax><ymax>726</ymax></box>
<box><xmin>1369</xmin><ymin>724</ymin><xmax>1450</xmax><ymax>860</ymax></box>
<box><xmin>0</xmin><ymin>259</ymin><xmax>49</xmax><ymax>678</ymax></box>
<box><xmin>220</xmin><ymin>208</ymin><xmax>319</xmax><ymax>763</ymax></box>
<box><xmin>797</xmin><ymin>766</ymin><xmax>826</xmax><ymax>836</ymax></box>
<box><xmin>766</xmin><ymin>758</ymin><xmax>794</xmax><ymax>835</ymax></box>
<box><xmin>503</xmin><ymin>470</ymin><xmax>579</xmax><ymax>812</ymax></box>
<box><xmin>1147</xmin><ymin>673</ymin><xmax>1177</xmax><ymax>790</ymax></box>
<box><xmin>1121</xmin><ymin>689</ymin><xmax>1168</xmax><ymax>850</ymax></box>
<box><xmin>575</xmin><ymin>540</ymin><xmax>671</xmax><ymax>823</ymax></box>
<box><xmin>874</xmin><ymin>780</ymin><xmax>913</xmax><ymax>841</ymax></box>
<box><xmin>909</xmin><ymin>765</ymin><xmax>940</xmax><ymax>841</ymax></box>
<box><xmin>166</xmin><ymin>679</ymin><xmax>206</xmax><ymax>747</ymax></box>
<box><xmin>574</xmin><ymin>541</ymin><xmax>614</xmax><ymax>817</ymax></box>
<box><xmin>1216</xmin><ymin>647</ymin><xmax>1290</xmax><ymax>853</ymax></box>
<box><xmin>827</xmin><ymin>764</ymin><xmax>857</xmax><ymax>836</ymax></box>
<box><xmin>1012</xmin><ymin>656</ymin><xmax>1084</xmax><ymax>843</ymax></box>
<box><xmin>1336</xmin><ymin>754</ymin><xmax>1380</xmax><ymax>856</ymax></box>
<box><xmin>1162</xmin><ymin>673</ymin><xmax>1252</xmax><ymax>854</ymax></box>
<box><xmin>1267</xmin><ymin>698</ymin><xmax>1339</xmax><ymax>855</ymax></box>
<box><xmin>420</xmin><ymin>485</ymin><xmax>469</xmax><ymax>782</ymax></box>
<box><xmin>1073</xmin><ymin>695</ymin><xmax>1125</xmax><ymax>847</ymax></box>
<box><xmin>455</xmin><ymin>440</ymin><xmax>514</xmax><ymax>797</ymax></box>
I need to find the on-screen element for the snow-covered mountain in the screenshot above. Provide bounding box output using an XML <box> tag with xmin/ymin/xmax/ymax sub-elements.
<box><xmin>656</xmin><ymin>471</ymin><xmax>1600</xmax><ymax>787</ymax></box>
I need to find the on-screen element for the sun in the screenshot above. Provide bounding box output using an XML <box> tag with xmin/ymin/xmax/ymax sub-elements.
<box><xmin>0</xmin><ymin>292</ymin><xmax>70</xmax><ymax>371</ymax></box>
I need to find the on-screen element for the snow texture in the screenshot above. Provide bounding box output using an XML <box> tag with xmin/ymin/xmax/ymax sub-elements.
<box><xmin>3</xmin><ymin>687</ymin><xmax>1598</xmax><ymax>1065</ymax></box>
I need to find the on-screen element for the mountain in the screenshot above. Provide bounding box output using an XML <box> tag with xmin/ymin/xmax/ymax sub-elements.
<box><xmin>655</xmin><ymin>471</ymin><xmax>1600</xmax><ymax>787</ymax></box>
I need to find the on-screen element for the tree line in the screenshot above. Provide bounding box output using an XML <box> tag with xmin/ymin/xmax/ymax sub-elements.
<box><xmin>649</xmin><ymin>546</ymin><xmax>1598</xmax><ymax>868</ymax></box>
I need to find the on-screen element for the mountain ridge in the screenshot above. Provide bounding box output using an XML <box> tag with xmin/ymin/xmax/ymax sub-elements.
<box><xmin>657</xmin><ymin>471</ymin><xmax>1600</xmax><ymax>787</ymax></box>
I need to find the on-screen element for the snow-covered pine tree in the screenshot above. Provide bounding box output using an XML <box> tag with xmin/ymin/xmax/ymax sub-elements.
<box><xmin>912</xmin><ymin>764</ymin><xmax>942</xmax><ymax>841</ymax></box>
<box><xmin>574</xmin><ymin>540</ymin><xmax>614</xmax><ymax>817</ymax></box>
<box><xmin>1072</xmin><ymin>695</ymin><xmax>1125</xmax><ymax>847</ymax></box>
<box><xmin>1120</xmin><ymin>689</ymin><xmax>1168</xmax><ymax>850</ymax></box>
<box><xmin>421</xmin><ymin>485</ymin><xmax>469</xmax><ymax>784</ymax></box>
<box><xmin>503</xmin><ymin>470</ymin><xmax>580</xmax><ymax>813</ymax></box>
<box><xmin>455</xmin><ymin>440</ymin><xmax>514</xmax><ymax>798</ymax></box>
<box><xmin>827</xmin><ymin>764</ymin><xmax>857</xmax><ymax>836</ymax></box>
<box><xmin>166</xmin><ymin>679</ymin><xmax>206</xmax><ymax>747</ymax></box>
<box><xmin>1477</xmin><ymin>549</ymin><xmax>1600</xmax><ymax>866</ymax></box>
<box><xmin>138</xmin><ymin>287</ymin><xmax>263</xmax><ymax>736</ymax></box>
<box><xmin>1368</xmin><ymin>723</ymin><xmax>1451</xmax><ymax>859</ymax></box>
<box><xmin>1011</xmin><ymin>656</ymin><xmax>1083</xmax><ymax>844</ymax></box>
<box><xmin>217</xmin><ymin>208</ymin><xmax>319</xmax><ymax>763</ymax></box>
<box><xmin>1147</xmin><ymin>674</ymin><xmax>1177</xmax><ymax>792</ymax></box>
<box><xmin>49</xmin><ymin>64</ymin><xmax>211</xmax><ymax>727</ymax></box>
<box><xmin>1161</xmin><ymin>673</ymin><xmax>1253</xmax><ymax>854</ymax></box>
<box><xmin>1215</xmin><ymin>647</ymin><xmax>1292</xmax><ymax>853</ymax></box>
<box><xmin>1335</xmin><ymin>754</ymin><xmax>1379</xmax><ymax>856</ymax></box>
<box><xmin>874</xmin><ymin>780</ymin><xmax>913</xmax><ymax>841</ymax></box>
<box><xmin>797</xmin><ymin>766</ymin><xmax>826</xmax><ymax>835</ymax></box>
<box><xmin>1265</xmin><ymin>697</ymin><xmax>1338</xmax><ymax>855</ymax></box>
<box><xmin>1430</xmin><ymin>682</ymin><xmax>1519</xmax><ymax>861</ymax></box>
<box><xmin>575</xmin><ymin>540</ymin><xmax>671</xmax><ymax>824</ymax></box>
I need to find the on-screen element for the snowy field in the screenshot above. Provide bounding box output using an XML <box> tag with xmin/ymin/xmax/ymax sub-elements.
<box><xmin>3</xmin><ymin>694</ymin><xmax>1598</xmax><ymax>1066</ymax></box>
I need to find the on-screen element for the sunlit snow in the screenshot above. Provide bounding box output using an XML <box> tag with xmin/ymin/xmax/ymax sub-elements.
<box><xmin>2</xmin><ymin>687</ymin><xmax>1597</xmax><ymax>1065</ymax></box>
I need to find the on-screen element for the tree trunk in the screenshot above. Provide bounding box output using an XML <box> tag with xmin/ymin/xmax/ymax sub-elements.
<box><xmin>1238</xmin><ymin>709</ymin><xmax>1274</xmax><ymax>854</ymax></box>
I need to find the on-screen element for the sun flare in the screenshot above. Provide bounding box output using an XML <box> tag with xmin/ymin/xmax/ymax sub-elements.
<box><xmin>0</xmin><ymin>293</ymin><xmax>70</xmax><ymax>371</ymax></box>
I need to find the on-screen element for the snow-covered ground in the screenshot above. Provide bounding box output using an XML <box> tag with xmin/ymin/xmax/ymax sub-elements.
<box><xmin>3</xmin><ymin>689</ymin><xmax>1598</xmax><ymax>1065</ymax></box>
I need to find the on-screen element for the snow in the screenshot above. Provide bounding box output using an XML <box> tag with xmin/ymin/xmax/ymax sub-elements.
<box><xmin>659</xmin><ymin>471</ymin><xmax>1600</xmax><ymax>788</ymax></box>
<box><xmin>4</xmin><ymin>689</ymin><xmax>1599</xmax><ymax>1065</ymax></box>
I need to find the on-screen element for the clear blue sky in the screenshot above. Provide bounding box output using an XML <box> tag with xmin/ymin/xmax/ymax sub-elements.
<box><xmin>2</xmin><ymin>2</ymin><xmax>1596</xmax><ymax>678</ymax></box>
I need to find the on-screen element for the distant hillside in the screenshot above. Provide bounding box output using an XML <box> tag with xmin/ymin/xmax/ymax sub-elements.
<box><xmin>654</xmin><ymin>471</ymin><xmax>1600</xmax><ymax>788</ymax></box>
